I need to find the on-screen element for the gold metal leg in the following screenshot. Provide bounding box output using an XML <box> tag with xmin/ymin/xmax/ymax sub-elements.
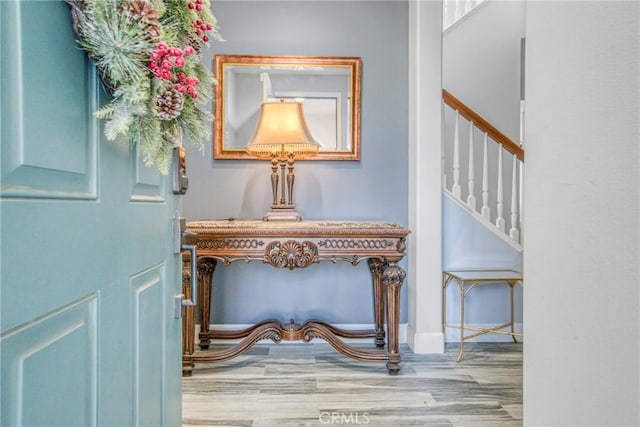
<box><xmin>442</xmin><ymin>272</ymin><xmax>447</xmax><ymax>335</ymax></box>
<box><xmin>509</xmin><ymin>281</ymin><xmax>518</xmax><ymax>343</ymax></box>
<box><xmin>456</xmin><ymin>280</ymin><xmax>466</xmax><ymax>363</ymax></box>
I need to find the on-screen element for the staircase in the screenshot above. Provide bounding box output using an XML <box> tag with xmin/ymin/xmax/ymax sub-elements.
<box><xmin>442</xmin><ymin>89</ymin><xmax>524</xmax><ymax>252</ymax></box>
<box><xmin>440</xmin><ymin>0</ymin><xmax>524</xmax><ymax>343</ymax></box>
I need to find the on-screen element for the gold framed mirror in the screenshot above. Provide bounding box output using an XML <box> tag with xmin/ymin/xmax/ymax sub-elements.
<box><xmin>213</xmin><ymin>54</ymin><xmax>361</xmax><ymax>160</ymax></box>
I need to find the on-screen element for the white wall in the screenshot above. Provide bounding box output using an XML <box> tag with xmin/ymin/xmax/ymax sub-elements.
<box><xmin>523</xmin><ymin>2</ymin><xmax>639</xmax><ymax>426</ymax></box>
<box><xmin>407</xmin><ymin>0</ymin><xmax>444</xmax><ymax>353</ymax></box>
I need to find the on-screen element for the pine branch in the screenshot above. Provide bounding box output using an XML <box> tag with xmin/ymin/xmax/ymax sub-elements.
<box><xmin>79</xmin><ymin>0</ymin><xmax>153</xmax><ymax>87</ymax></box>
<box><xmin>176</xmin><ymin>96</ymin><xmax>209</xmax><ymax>149</ymax></box>
<box><xmin>114</xmin><ymin>80</ymin><xmax>151</xmax><ymax>106</ymax></box>
<box><xmin>95</xmin><ymin>100</ymin><xmax>117</xmax><ymax>119</ymax></box>
<box><xmin>103</xmin><ymin>104</ymin><xmax>134</xmax><ymax>140</ymax></box>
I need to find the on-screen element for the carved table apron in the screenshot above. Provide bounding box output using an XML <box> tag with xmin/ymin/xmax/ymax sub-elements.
<box><xmin>181</xmin><ymin>220</ymin><xmax>410</xmax><ymax>375</ymax></box>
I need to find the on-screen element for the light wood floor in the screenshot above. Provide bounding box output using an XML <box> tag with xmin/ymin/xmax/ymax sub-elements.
<box><xmin>182</xmin><ymin>342</ymin><xmax>523</xmax><ymax>427</ymax></box>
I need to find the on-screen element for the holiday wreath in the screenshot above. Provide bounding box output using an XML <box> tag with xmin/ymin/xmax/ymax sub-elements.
<box><xmin>66</xmin><ymin>0</ymin><xmax>222</xmax><ymax>173</ymax></box>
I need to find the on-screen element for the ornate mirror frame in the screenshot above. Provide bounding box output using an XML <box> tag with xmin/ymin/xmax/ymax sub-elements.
<box><xmin>213</xmin><ymin>54</ymin><xmax>362</xmax><ymax>161</ymax></box>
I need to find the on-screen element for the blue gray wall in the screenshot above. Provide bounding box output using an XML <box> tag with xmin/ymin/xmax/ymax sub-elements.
<box><xmin>184</xmin><ymin>1</ymin><xmax>409</xmax><ymax>324</ymax></box>
<box><xmin>442</xmin><ymin>194</ymin><xmax>523</xmax><ymax>341</ymax></box>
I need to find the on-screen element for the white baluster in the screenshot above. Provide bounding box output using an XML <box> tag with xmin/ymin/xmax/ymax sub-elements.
<box><xmin>509</xmin><ymin>154</ymin><xmax>520</xmax><ymax>242</ymax></box>
<box><xmin>465</xmin><ymin>0</ymin><xmax>475</xmax><ymax>14</ymax></box>
<box><xmin>495</xmin><ymin>145</ymin><xmax>505</xmax><ymax>232</ymax></box>
<box><xmin>481</xmin><ymin>132</ymin><xmax>490</xmax><ymax>220</ymax></box>
<box><xmin>452</xmin><ymin>110</ymin><xmax>461</xmax><ymax>199</ymax></box>
<box><xmin>455</xmin><ymin>0</ymin><xmax>464</xmax><ymax>22</ymax></box>
<box><xmin>467</xmin><ymin>121</ymin><xmax>476</xmax><ymax>210</ymax></box>
<box><xmin>443</xmin><ymin>0</ymin><xmax>452</xmax><ymax>29</ymax></box>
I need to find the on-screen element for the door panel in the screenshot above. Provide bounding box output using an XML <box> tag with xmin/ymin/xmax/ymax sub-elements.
<box><xmin>1</xmin><ymin>0</ymin><xmax>97</xmax><ymax>200</ymax></box>
<box><xmin>1</xmin><ymin>1</ymin><xmax>183</xmax><ymax>426</ymax></box>
<box><xmin>131</xmin><ymin>263</ymin><xmax>167</xmax><ymax>427</ymax></box>
<box><xmin>131</xmin><ymin>143</ymin><xmax>166</xmax><ymax>202</ymax></box>
<box><xmin>1</xmin><ymin>294</ymin><xmax>98</xmax><ymax>427</ymax></box>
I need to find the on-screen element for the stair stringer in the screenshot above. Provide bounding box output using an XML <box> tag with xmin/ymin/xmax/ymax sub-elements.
<box><xmin>443</xmin><ymin>189</ymin><xmax>523</xmax><ymax>255</ymax></box>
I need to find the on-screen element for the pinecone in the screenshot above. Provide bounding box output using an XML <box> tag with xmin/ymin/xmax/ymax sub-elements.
<box><xmin>186</xmin><ymin>36</ymin><xmax>202</xmax><ymax>54</ymax></box>
<box><xmin>119</xmin><ymin>0</ymin><xmax>161</xmax><ymax>43</ymax></box>
<box><xmin>156</xmin><ymin>85</ymin><xmax>184</xmax><ymax>120</ymax></box>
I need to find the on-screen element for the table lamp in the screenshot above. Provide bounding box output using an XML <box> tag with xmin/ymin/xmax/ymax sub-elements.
<box><xmin>246</xmin><ymin>99</ymin><xmax>320</xmax><ymax>221</ymax></box>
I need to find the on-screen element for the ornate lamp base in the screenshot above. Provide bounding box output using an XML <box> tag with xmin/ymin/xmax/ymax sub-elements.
<box><xmin>263</xmin><ymin>208</ymin><xmax>302</xmax><ymax>222</ymax></box>
<box><xmin>261</xmin><ymin>155</ymin><xmax>305</xmax><ymax>222</ymax></box>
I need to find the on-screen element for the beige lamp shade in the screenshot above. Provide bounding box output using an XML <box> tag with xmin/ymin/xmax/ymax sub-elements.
<box><xmin>246</xmin><ymin>101</ymin><xmax>320</xmax><ymax>159</ymax></box>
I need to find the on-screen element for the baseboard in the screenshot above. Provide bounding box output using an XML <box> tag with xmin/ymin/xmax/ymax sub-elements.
<box><xmin>444</xmin><ymin>322</ymin><xmax>524</xmax><ymax>342</ymax></box>
<box><xmin>407</xmin><ymin>325</ymin><xmax>445</xmax><ymax>353</ymax></box>
<box><xmin>194</xmin><ymin>323</ymin><xmax>408</xmax><ymax>345</ymax></box>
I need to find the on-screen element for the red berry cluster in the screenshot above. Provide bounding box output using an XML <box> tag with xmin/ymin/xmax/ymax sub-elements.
<box><xmin>175</xmin><ymin>72</ymin><xmax>199</xmax><ymax>99</ymax></box>
<box><xmin>187</xmin><ymin>0</ymin><xmax>203</xmax><ymax>11</ymax></box>
<box><xmin>148</xmin><ymin>43</ymin><xmax>199</xmax><ymax>99</ymax></box>
<box><xmin>187</xmin><ymin>0</ymin><xmax>213</xmax><ymax>43</ymax></box>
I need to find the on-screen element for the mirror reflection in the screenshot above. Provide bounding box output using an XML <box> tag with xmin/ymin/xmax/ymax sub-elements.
<box><xmin>213</xmin><ymin>55</ymin><xmax>361</xmax><ymax>160</ymax></box>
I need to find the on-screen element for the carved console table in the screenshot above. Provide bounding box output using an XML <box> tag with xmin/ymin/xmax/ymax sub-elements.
<box><xmin>181</xmin><ymin>219</ymin><xmax>410</xmax><ymax>375</ymax></box>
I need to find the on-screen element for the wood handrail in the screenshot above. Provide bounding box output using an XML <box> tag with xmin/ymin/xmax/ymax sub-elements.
<box><xmin>442</xmin><ymin>89</ymin><xmax>524</xmax><ymax>162</ymax></box>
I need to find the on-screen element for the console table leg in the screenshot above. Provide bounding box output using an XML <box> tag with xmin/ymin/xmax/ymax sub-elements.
<box><xmin>368</xmin><ymin>258</ymin><xmax>387</xmax><ymax>348</ymax></box>
<box><xmin>197</xmin><ymin>258</ymin><xmax>216</xmax><ymax>350</ymax></box>
<box><xmin>383</xmin><ymin>263</ymin><xmax>406</xmax><ymax>374</ymax></box>
<box><xmin>182</xmin><ymin>262</ymin><xmax>195</xmax><ymax>376</ymax></box>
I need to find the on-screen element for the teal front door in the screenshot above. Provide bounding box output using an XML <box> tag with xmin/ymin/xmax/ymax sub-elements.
<box><xmin>1</xmin><ymin>1</ymin><xmax>183</xmax><ymax>425</ymax></box>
